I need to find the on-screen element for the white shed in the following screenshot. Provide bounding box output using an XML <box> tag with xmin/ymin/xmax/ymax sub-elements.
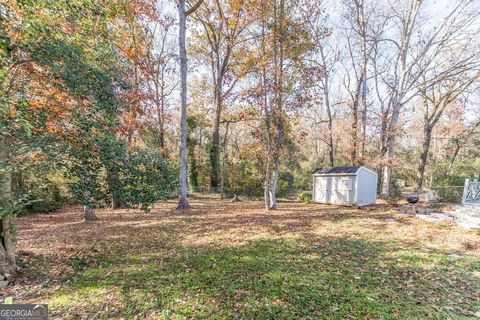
<box><xmin>312</xmin><ymin>166</ymin><xmax>378</xmax><ymax>206</ymax></box>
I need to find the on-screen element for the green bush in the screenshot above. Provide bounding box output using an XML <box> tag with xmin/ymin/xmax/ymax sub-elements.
<box><xmin>386</xmin><ymin>178</ymin><xmax>402</xmax><ymax>206</ymax></box>
<box><xmin>429</xmin><ymin>169</ymin><xmax>468</xmax><ymax>204</ymax></box>
<box><xmin>120</xmin><ymin>149</ymin><xmax>177</xmax><ymax>213</ymax></box>
<box><xmin>12</xmin><ymin>169</ymin><xmax>69</xmax><ymax>215</ymax></box>
<box><xmin>277</xmin><ymin>172</ymin><xmax>294</xmax><ymax>197</ymax></box>
<box><xmin>432</xmin><ymin>174</ymin><xmax>465</xmax><ymax>187</ymax></box>
<box><xmin>432</xmin><ymin>186</ymin><xmax>463</xmax><ymax>204</ymax></box>
<box><xmin>26</xmin><ymin>183</ymin><xmax>63</xmax><ymax>213</ymax></box>
<box><xmin>298</xmin><ymin>192</ymin><xmax>312</xmax><ymax>203</ymax></box>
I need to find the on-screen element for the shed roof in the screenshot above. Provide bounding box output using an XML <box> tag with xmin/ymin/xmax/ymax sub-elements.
<box><xmin>313</xmin><ymin>166</ymin><xmax>361</xmax><ymax>175</ymax></box>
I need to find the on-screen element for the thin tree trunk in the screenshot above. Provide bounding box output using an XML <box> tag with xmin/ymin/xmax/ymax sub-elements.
<box><xmin>323</xmin><ymin>77</ymin><xmax>334</xmax><ymax>167</ymax></box>
<box><xmin>177</xmin><ymin>0</ymin><xmax>190</xmax><ymax>209</ymax></box>
<box><xmin>360</xmin><ymin>76</ymin><xmax>367</xmax><ymax>163</ymax></box>
<box><xmin>382</xmin><ymin>100</ymin><xmax>401</xmax><ymax>198</ymax></box>
<box><xmin>319</xmin><ymin>47</ymin><xmax>335</xmax><ymax>167</ymax></box>
<box><xmin>351</xmin><ymin>91</ymin><xmax>360</xmax><ymax>165</ymax></box>
<box><xmin>416</xmin><ymin>126</ymin><xmax>432</xmax><ymax>191</ymax></box>
<box><xmin>156</xmin><ymin>76</ymin><xmax>166</xmax><ymax>152</ymax></box>
<box><xmin>220</xmin><ymin>122</ymin><xmax>229</xmax><ymax>199</ymax></box>
<box><xmin>269</xmin><ymin>152</ymin><xmax>279</xmax><ymax>209</ymax></box>
<box><xmin>449</xmin><ymin>140</ymin><xmax>461</xmax><ymax>172</ymax></box>
<box><xmin>377</xmin><ymin>110</ymin><xmax>389</xmax><ymax>194</ymax></box>
<box><xmin>261</xmin><ymin>0</ymin><xmax>271</xmax><ymax>210</ymax></box>
<box><xmin>210</xmin><ymin>80</ymin><xmax>222</xmax><ymax>188</ymax></box>
<box><xmin>268</xmin><ymin>0</ymin><xmax>285</xmax><ymax>210</ymax></box>
<box><xmin>351</xmin><ymin>57</ymin><xmax>367</xmax><ymax>165</ymax></box>
<box><xmin>327</xmin><ymin>120</ymin><xmax>334</xmax><ymax>167</ymax></box>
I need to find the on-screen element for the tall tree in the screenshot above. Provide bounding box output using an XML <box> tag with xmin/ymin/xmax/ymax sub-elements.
<box><xmin>192</xmin><ymin>0</ymin><xmax>257</xmax><ymax>189</ymax></box>
<box><xmin>416</xmin><ymin>73</ymin><xmax>480</xmax><ymax>191</ymax></box>
<box><xmin>0</xmin><ymin>4</ymin><xmax>16</xmax><ymax>275</ymax></box>
<box><xmin>299</xmin><ymin>0</ymin><xmax>337</xmax><ymax>167</ymax></box>
<box><xmin>177</xmin><ymin>0</ymin><xmax>204</xmax><ymax>209</ymax></box>
<box><xmin>380</xmin><ymin>0</ymin><xmax>477</xmax><ymax>197</ymax></box>
<box><xmin>265</xmin><ymin>0</ymin><xmax>286</xmax><ymax>210</ymax></box>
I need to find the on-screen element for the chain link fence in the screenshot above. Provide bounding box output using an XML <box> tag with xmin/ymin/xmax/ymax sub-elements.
<box><xmin>190</xmin><ymin>185</ymin><xmax>465</xmax><ymax>204</ymax></box>
<box><xmin>427</xmin><ymin>186</ymin><xmax>464</xmax><ymax>204</ymax></box>
<box><xmin>189</xmin><ymin>186</ymin><xmax>309</xmax><ymax>201</ymax></box>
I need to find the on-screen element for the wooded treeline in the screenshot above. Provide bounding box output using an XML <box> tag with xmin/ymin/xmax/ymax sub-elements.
<box><xmin>1</xmin><ymin>0</ymin><xmax>479</xmax><ymax>275</ymax></box>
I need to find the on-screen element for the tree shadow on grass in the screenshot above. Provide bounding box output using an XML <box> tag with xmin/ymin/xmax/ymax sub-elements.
<box><xmin>49</xmin><ymin>235</ymin><xmax>480</xmax><ymax>319</ymax></box>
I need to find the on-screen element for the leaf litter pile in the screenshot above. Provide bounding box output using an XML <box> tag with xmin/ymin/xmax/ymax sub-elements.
<box><xmin>2</xmin><ymin>195</ymin><xmax>480</xmax><ymax>319</ymax></box>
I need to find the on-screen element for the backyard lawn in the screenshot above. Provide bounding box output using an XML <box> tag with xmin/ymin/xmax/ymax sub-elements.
<box><xmin>3</xmin><ymin>196</ymin><xmax>480</xmax><ymax>319</ymax></box>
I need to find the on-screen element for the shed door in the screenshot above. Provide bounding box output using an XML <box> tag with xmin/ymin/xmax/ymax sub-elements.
<box><xmin>315</xmin><ymin>177</ymin><xmax>332</xmax><ymax>202</ymax></box>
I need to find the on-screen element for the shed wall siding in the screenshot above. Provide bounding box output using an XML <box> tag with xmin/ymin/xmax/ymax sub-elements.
<box><xmin>313</xmin><ymin>166</ymin><xmax>378</xmax><ymax>206</ymax></box>
<box><xmin>313</xmin><ymin>175</ymin><xmax>356</xmax><ymax>205</ymax></box>
<box><xmin>355</xmin><ymin>168</ymin><xmax>377</xmax><ymax>205</ymax></box>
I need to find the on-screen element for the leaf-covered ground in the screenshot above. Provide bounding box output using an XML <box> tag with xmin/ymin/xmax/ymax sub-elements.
<box><xmin>3</xmin><ymin>196</ymin><xmax>480</xmax><ymax>319</ymax></box>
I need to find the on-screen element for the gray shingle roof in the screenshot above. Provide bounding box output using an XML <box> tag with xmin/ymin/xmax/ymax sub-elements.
<box><xmin>313</xmin><ymin>166</ymin><xmax>361</xmax><ymax>175</ymax></box>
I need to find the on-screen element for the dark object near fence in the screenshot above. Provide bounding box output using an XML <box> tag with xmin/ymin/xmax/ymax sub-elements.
<box><xmin>407</xmin><ymin>195</ymin><xmax>419</xmax><ymax>204</ymax></box>
<box><xmin>406</xmin><ymin>195</ymin><xmax>419</xmax><ymax>214</ymax></box>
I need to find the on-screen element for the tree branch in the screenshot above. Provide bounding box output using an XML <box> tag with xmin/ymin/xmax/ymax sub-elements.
<box><xmin>186</xmin><ymin>0</ymin><xmax>204</xmax><ymax>16</ymax></box>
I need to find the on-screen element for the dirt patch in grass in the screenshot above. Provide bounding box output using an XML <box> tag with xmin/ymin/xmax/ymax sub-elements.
<box><xmin>2</xmin><ymin>195</ymin><xmax>479</xmax><ymax>319</ymax></box>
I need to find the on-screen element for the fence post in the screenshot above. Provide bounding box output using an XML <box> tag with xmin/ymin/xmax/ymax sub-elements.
<box><xmin>462</xmin><ymin>179</ymin><xmax>470</xmax><ymax>205</ymax></box>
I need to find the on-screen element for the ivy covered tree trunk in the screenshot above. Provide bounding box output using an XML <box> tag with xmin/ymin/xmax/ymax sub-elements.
<box><xmin>107</xmin><ymin>168</ymin><xmax>121</xmax><ymax>209</ymax></box>
<box><xmin>0</xmin><ymin>138</ymin><xmax>16</xmax><ymax>275</ymax></box>
<box><xmin>209</xmin><ymin>79</ymin><xmax>222</xmax><ymax>189</ymax></box>
<box><xmin>187</xmin><ymin>142</ymin><xmax>199</xmax><ymax>190</ymax></box>
<box><xmin>81</xmin><ymin>162</ymin><xmax>98</xmax><ymax>221</ymax></box>
<box><xmin>0</xmin><ymin>7</ymin><xmax>16</xmax><ymax>277</ymax></box>
<box><xmin>220</xmin><ymin>122</ymin><xmax>229</xmax><ymax>199</ymax></box>
<box><xmin>0</xmin><ymin>216</ymin><xmax>16</xmax><ymax>275</ymax></box>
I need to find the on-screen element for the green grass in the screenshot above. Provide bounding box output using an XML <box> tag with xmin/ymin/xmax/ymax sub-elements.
<box><xmin>44</xmin><ymin>237</ymin><xmax>480</xmax><ymax>319</ymax></box>
<box><xmin>11</xmin><ymin>198</ymin><xmax>480</xmax><ymax>319</ymax></box>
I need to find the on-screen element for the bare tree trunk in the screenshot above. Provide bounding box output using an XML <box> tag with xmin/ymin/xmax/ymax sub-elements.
<box><xmin>264</xmin><ymin>166</ymin><xmax>270</xmax><ymax>209</ymax></box>
<box><xmin>416</xmin><ymin>126</ymin><xmax>432</xmax><ymax>191</ymax></box>
<box><xmin>155</xmin><ymin>78</ymin><xmax>166</xmax><ymax>153</ymax></box>
<box><xmin>269</xmin><ymin>151</ymin><xmax>279</xmax><ymax>209</ymax></box>
<box><xmin>323</xmin><ymin>77</ymin><xmax>335</xmax><ymax>167</ymax></box>
<box><xmin>261</xmin><ymin>0</ymin><xmax>271</xmax><ymax>210</ymax></box>
<box><xmin>351</xmin><ymin>92</ymin><xmax>360</xmax><ymax>165</ymax></box>
<box><xmin>448</xmin><ymin>140</ymin><xmax>461</xmax><ymax>172</ymax></box>
<box><xmin>327</xmin><ymin>120</ymin><xmax>334</xmax><ymax>167</ymax></box>
<box><xmin>381</xmin><ymin>0</ymin><xmax>423</xmax><ymax>198</ymax></box>
<box><xmin>376</xmin><ymin>108</ymin><xmax>389</xmax><ymax>193</ymax></box>
<box><xmin>267</xmin><ymin>0</ymin><xmax>285</xmax><ymax>211</ymax></box>
<box><xmin>382</xmin><ymin>99</ymin><xmax>402</xmax><ymax>198</ymax></box>
<box><xmin>177</xmin><ymin>0</ymin><xmax>191</xmax><ymax>210</ymax></box>
<box><xmin>360</xmin><ymin>75</ymin><xmax>367</xmax><ymax>163</ymax></box>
